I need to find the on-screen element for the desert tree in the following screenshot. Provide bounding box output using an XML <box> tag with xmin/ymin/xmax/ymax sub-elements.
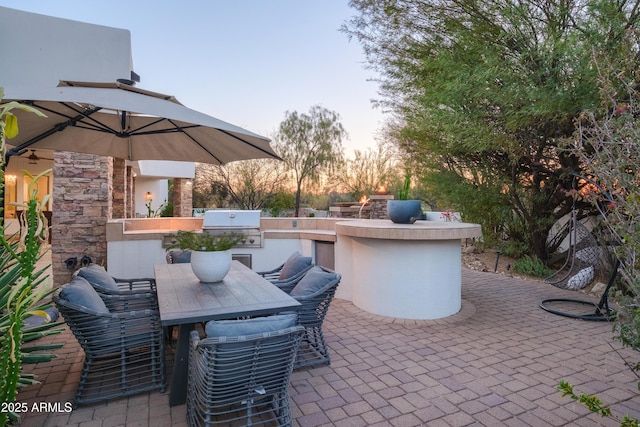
<box><xmin>194</xmin><ymin>158</ymin><xmax>288</xmax><ymax>210</ymax></box>
<box><xmin>344</xmin><ymin>0</ymin><xmax>640</xmax><ymax>259</ymax></box>
<box><xmin>335</xmin><ymin>140</ymin><xmax>401</xmax><ymax>200</ymax></box>
<box><xmin>273</xmin><ymin>105</ymin><xmax>346</xmax><ymax>216</ymax></box>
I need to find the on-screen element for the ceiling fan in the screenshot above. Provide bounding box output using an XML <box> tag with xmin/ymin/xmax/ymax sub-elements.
<box><xmin>25</xmin><ymin>150</ymin><xmax>54</xmax><ymax>164</ymax></box>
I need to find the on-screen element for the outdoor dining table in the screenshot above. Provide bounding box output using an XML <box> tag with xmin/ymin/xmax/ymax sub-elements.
<box><xmin>154</xmin><ymin>261</ymin><xmax>302</xmax><ymax>406</ymax></box>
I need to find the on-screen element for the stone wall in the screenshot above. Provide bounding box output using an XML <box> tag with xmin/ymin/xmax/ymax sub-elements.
<box><xmin>127</xmin><ymin>165</ymin><xmax>135</xmax><ymax>218</ymax></box>
<box><xmin>173</xmin><ymin>178</ymin><xmax>192</xmax><ymax>217</ymax></box>
<box><xmin>329</xmin><ymin>205</ymin><xmax>365</xmax><ymax>219</ymax></box>
<box><xmin>329</xmin><ymin>194</ymin><xmax>392</xmax><ymax>219</ymax></box>
<box><xmin>368</xmin><ymin>195</ymin><xmax>392</xmax><ymax>219</ymax></box>
<box><xmin>112</xmin><ymin>158</ymin><xmax>126</xmax><ymax>219</ymax></box>
<box><xmin>51</xmin><ymin>152</ymin><xmax>112</xmax><ymax>287</ymax></box>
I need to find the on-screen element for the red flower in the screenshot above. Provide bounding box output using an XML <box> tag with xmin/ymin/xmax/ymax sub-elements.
<box><xmin>614</xmin><ymin>105</ymin><xmax>630</xmax><ymax>116</ymax></box>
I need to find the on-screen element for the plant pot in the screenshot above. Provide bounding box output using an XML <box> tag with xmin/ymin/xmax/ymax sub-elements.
<box><xmin>387</xmin><ymin>200</ymin><xmax>422</xmax><ymax>224</ymax></box>
<box><xmin>190</xmin><ymin>250</ymin><xmax>232</xmax><ymax>283</ymax></box>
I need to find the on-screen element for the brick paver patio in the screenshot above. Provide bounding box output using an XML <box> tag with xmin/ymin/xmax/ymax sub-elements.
<box><xmin>15</xmin><ymin>268</ymin><xmax>640</xmax><ymax>426</ymax></box>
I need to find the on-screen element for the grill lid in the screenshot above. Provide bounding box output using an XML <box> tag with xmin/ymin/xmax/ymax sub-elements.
<box><xmin>202</xmin><ymin>210</ymin><xmax>261</xmax><ymax>229</ymax></box>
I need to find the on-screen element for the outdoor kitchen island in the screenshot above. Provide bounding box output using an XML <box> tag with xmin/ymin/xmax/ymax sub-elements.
<box><xmin>334</xmin><ymin>219</ymin><xmax>482</xmax><ymax>320</ymax></box>
<box><xmin>105</xmin><ymin>216</ymin><xmax>340</xmax><ymax>278</ymax></box>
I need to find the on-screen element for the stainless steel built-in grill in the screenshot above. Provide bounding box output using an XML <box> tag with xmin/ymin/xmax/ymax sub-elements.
<box><xmin>201</xmin><ymin>210</ymin><xmax>262</xmax><ymax>248</ymax></box>
<box><xmin>162</xmin><ymin>210</ymin><xmax>263</xmax><ymax>249</ymax></box>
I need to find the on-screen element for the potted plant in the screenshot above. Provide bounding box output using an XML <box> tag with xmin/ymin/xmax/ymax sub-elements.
<box><xmin>166</xmin><ymin>230</ymin><xmax>244</xmax><ymax>282</ymax></box>
<box><xmin>387</xmin><ymin>174</ymin><xmax>422</xmax><ymax>224</ymax></box>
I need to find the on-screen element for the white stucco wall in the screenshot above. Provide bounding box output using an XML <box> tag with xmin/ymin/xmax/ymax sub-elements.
<box><xmin>137</xmin><ymin>161</ymin><xmax>195</xmax><ymax>179</ymax></box>
<box><xmin>134</xmin><ymin>178</ymin><xmax>169</xmax><ymax>217</ymax></box>
<box><xmin>0</xmin><ymin>6</ymin><xmax>133</xmax><ymax>89</ymax></box>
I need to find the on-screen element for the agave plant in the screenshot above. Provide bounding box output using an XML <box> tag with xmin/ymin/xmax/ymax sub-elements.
<box><xmin>398</xmin><ymin>173</ymin><xmax>412</xmax><ymax>200</ymax></box>
<box><xmin>0</xmin><ymin>89</ymin><xmax>63</xmax><ymax>426</ymax></box>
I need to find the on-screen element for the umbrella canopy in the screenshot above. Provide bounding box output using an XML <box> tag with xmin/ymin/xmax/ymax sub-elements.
<box><xmin>3</xmin><ymin>81</ymin><xmax>279</xmax><ymax>165</ymax></box>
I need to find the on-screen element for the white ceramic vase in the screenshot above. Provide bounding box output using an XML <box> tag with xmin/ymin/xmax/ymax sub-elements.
<box><xmin>190</xmin><ymin>250</ymin><xmax>232</xmax><ymax>283</ymax></box>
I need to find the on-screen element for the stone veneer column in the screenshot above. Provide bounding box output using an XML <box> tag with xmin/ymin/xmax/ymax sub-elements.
<box><xmin>112</xmin><ymin>158</ymin><xmax>126</xmax><ymax>219</ymax></box>
<box><xmin>173</xmin><ymin>178</ymin><xmax>193</xmax><ymax>217</ymax></box>
<box><xmin>127</xmin><ymin>165</ymin><xmax>135</xmax><ymax>218</ymax></box>
<box><xmin>369</xmin><ymin>194</ymin><xmax>393</xmax><ymax>219</ymax></box>
<box><xmin>51</xmin><ymin>152</ymin><xmax>112</xmax><ymax>287</ymax></box>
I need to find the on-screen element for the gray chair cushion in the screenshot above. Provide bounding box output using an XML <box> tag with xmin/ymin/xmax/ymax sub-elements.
<box><xmin>290</xmin><ymin>266</ymin><xmax>338</xmax><ymax>297</ymax></box>
<box><xmin>59</xmin><ymin>276</ymin><xmax>110</xmax><ymax>314</ymax></box>
<box><xmin>77</xmin><ymin>264</ymin><xmax>118</xmax><ymax>291</ymax></box>
<box><xmin>167</xmin><ymin>249</ymin><xmax>192</xmax><ymax>264</ymax></box>
<box><xmin>278</xmin><ymin>251</ymin><xmax>312</xmax><ymax>280</ymax></box>
<box><xmin>205</xmin><ymin>313</ymin><xmax>297</xmax><ymax>338</ymax></box>
<box><xmin>23</xmin><ymin>307</ymin><xmax>59</xmax><ymax>328</ymax></box>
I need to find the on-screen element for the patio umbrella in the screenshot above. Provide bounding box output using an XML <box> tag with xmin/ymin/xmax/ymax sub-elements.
<box><xmin>3</xmin><ymin>80</ymin><xmax>279</xmax><ymax>165</ymax></box>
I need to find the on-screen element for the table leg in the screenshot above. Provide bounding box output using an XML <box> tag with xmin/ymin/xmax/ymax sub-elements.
<box><xmin>169</xmin><ymin>323</ymin><xmax>194</xmax><ymax>406</ymax></box>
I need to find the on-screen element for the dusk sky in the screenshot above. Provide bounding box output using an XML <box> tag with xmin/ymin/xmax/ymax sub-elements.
<box><xmin>1</xmin><ymin>1</ymin><xmax>386</xmax><ymax>154</ymax></box>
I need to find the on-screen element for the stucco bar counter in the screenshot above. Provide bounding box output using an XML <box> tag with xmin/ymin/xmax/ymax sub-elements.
<box><xmin>334</xmin><ymin>219</ymin><xmax>482</xmax><ymax>320</ymax></box>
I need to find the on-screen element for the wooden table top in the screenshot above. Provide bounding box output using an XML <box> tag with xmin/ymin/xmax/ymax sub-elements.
<box><xmin>154</xmin><ymin>261</ymin><xmax>301</xmax><ymax>326</ymax></box>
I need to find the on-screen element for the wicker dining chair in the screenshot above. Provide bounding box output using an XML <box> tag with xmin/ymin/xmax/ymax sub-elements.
<box><xmin>257</xmin><ymin>251</ymin><xmax>313</xmax><ymax>293</ymax></box>
<box><xmin>77</xmin><ymin>263</ymin><xmax>158</xmax><ymax>311</ymax></box>
<box><xmin>287</xmin><ymin>266</ymin><xmax>341</xmax><ymax>369</ymax></box>
<box><xmin>53</xmin><ymin>276</ymin><xmax>166</xmax><ymax>407</ymax></box>
<box><xmin>187</xmin><ymin>315</ymin><xmax>304</xmax><ymax>427</ymax></box>
<box><xmin>166</xmin><ymin>249</ymin><xmax>192</xmax><ymax>264</ymax></box>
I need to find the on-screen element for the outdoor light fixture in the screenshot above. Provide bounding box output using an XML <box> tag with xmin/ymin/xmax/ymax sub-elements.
<box><xmin>64</xmin><ymin>257</ymin><xmax>78</xmax><ymax>270</ymax></box>
<box><xmin>80</xmin><ymin>255</ymin><xmax>92</xmax><ymax>267</ymax></box>
<box><xmin>28</xmin><ymin>150</ymin><xmax>39</xmax><ymax>164</ymax></box>
<box><xmin>145</xmin><ymin>191</ymin><xmax>152</xmax><ymax>201</ymax></box>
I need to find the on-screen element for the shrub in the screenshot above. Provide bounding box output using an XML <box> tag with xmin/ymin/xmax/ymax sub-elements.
<box><xmin>513</xmin><ymin>255</ymin><xmax>553</xmax><ymax>278</ymax></box>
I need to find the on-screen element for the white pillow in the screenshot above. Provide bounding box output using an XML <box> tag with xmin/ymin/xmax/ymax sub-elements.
<box><xmin>567</xmin><ymin>265</ymin><xmax>595</xmax><ymax>290</ymax></box>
